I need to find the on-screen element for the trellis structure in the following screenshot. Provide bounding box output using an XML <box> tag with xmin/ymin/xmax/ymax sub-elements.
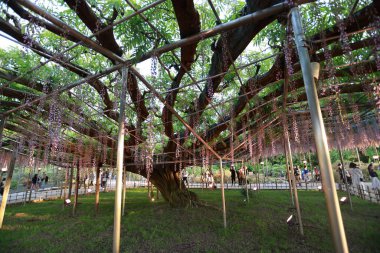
<box><xmin>0</xmin><ymin>0</ymin><xmax>379</xmax><ymax>252</ymax></box>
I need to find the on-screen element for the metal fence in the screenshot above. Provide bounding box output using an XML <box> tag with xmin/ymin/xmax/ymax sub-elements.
<box><xmin>2</xmin><ymin>179</ymin><xmax>378</xmax><ymax>205</ymax></box>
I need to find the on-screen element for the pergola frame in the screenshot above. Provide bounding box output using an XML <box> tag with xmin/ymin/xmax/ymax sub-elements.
<box><xmin>0</xmin><ymin>1</ymin><xmax>379</xmax><ymax>253</ymax></box>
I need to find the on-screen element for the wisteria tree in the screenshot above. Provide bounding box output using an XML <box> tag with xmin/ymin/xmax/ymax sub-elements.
<box><xmin>0</xmin><ymin>0</ymin><xmax>379</xmax><ymax>206</ymax></box>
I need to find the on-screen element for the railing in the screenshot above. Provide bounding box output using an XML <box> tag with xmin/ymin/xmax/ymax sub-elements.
<box><xmin>338</xmin><ymin>183</ymin><xmax>380</xmax><ymax>203</ymax></box>
<box><xmin>2</xmin><ymin>179</ymin><xmax>378</xmax><ymax>205</ymax></box>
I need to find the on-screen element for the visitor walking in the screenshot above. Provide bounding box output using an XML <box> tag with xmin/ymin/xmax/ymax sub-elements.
<box><xmin>182</xmin><ymin>168</ymin><xmax>189</xmax><ymax>188</ymax></box>
<box><xmin>101</xmin><ymin>171</ymin><xmax>107</xmax><ymax>188</ymax></box>
<box><xmin>238</xmin><ymin>167</ymin><xmax>244</xmax><ymax>185</ymax></box>
<box><xmin>314</xmin><ymin>167</ymin><xmax>320</xmax><ymax>181</ymax></box>
<box><xmin>368</xmin><ymin>163</ymin><xmax>380</xmax><ymax>190</ymax></box>
<box><xmin>302</xmin><ymin>165</ymin><xmax>309</xmax><ymax>182</ymax></box>
<box><xmin>230</xmin><ymin>165</ymin><xmax>236</xmax><ymax>186</ymax></box>
<box><xmin>89</xmin><ymin>171</ymin><xmax>94</xmax><ymax>186</ymax></box>
<box><xmin>294</xmin><ymin>166</ymin><xmax>301</xmax><ymax>186</ymax></box>
<box><xmin>337</xmin><ymin>163</ymin><xmax>345</xmax><ymax>183</ymax></box>
<box><xmin>41</xmin><ymin>172</ymin><xmax>47</xmax><ymax>189</ymax></box>
<box><xmin>208</xmin><ymin>171</ymin><xmax>215</xmax><ymax>189</ymax></box>
<box><xmin>349</xmin><ymin>162</ymin><xmax>363</xmax><ymax>189</ymax></box>
<box><xmin>31</xmin><ymin>174</ymin><xmax>39</xmax><ymax>191</ymax></box>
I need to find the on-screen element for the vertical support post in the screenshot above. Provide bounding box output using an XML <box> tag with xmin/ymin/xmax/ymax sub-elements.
<box><xmin>113</xmin><ymin>66</ymin><xmax>128</xmax><ymax>253</ymax></box>
<box><xmin>355</xmin><ymin>148</ymin><xmax>362</xmax><ymax>167</ymax></box>
<box><xmin>122</xmin><ymin>166</ymin><xmax>127</xmax><ymax>216</ymax></box>
<box><xmin>0</xmin><ymin>146</ymin><xmax>17</xmax><ymax>228</ymax></box>
<box><xmin>0</xmin><ymin>116</ymin><xmax>6</xmax><ymax>148</ymax></box>
<box><xmin>284</xmin><ymin>144</ymin><xmax>294</xmax><ymax>206</ymax></box>
<box><xmin>291</xmin><ymin>6</ymin><xmax>348</xmax><ymax>252</ymax></box>
<box><xmin>219</xmin><ymin>159</ymin><xmax>227</xmax><ymax>228</ymax></box>
<box><xmin>95</xmin><ymin>162</ymin><xmax>101</xmax><ymax>213</ymax></box>
<box><xmin>63</xmin><ymin>166</ymin><xmax>68</xmax><ymax>204</ymax></box>
<box><xmin>338</xmin><ymin>148</ymin><xmax>353</xmax><ymax>211</ymax></box>
<box><xmin>68</xmin><ymin>166</ymin><xmax>74</xmax><ymax>199</ymax></box>
<box><xmin>283</xmin><ymin>119</ymin><xmax>304</xmax><ymax>235</ymax></box>
<box><xmin>73</xmin><ymin>162</ymin><xmax>80</xmax><ymax>215</ymax></box>
<box><xmin>23</xmin><ymin>171</ymin><xmax>31</xmax><ymax>205</ymax></box>
<box><xmin>243</xmin><ymin>160</ymin><xmax>249</xmax><ymax>202</ymax></box>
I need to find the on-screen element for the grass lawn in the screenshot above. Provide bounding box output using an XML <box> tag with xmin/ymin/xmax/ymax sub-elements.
<box><xmin>0</xmin><ymin>188</ymin><xmax>379</xmax><ymax>252</ymax></box>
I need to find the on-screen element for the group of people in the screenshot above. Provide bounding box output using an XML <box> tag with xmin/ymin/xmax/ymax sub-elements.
<box><xmin>289</xmin><ymin>164</ymin><xmax>320</xmax><ymax>186</ymax></box>
<box><xmin>230</xmin><ymin>165</ymin><xmax>247</xmax><ymax>186</ymax></box>
<box><xmin>202</xmin><ymin>170</ymin><xmax>215</xmax><ymax>188</ymax></box>
<box><xmin>337</xmin><ymin>162</ymin><xmax>380</xmax><ymax>190</ymax></box>
<box><xmin>31</xmin><ymin>172</ymin><xmax>49</xmax><ymax>191</ymax></box>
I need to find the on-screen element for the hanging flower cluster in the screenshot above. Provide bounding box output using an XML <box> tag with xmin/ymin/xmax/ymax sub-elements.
<box><xmin>292</xmin><ymin>115</ymin><xmax>300</xmax><ymax>144</ymax></box>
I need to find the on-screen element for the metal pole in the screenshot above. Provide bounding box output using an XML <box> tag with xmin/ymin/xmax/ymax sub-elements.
<box><xmin>338</xmin><ymin>148</ymin><xmax>353</xmax><ymax>211</ymax></box>
<box><xmin>284</xmin><ymin>142</ymin><xmax>295</xmax><ymax>206</ymax></box>
<box><xmin>283</xmin><ymin>120</ymin><xmax>304</xmax><ymax>235</ymax></box>
<box><xmin>0</xmin><ymin>146</ymin><xmax>17</xmax><ymax>228</ymax></box>
<box><xmin>291</xmin><ymin>6</ymin><xmax>348</xmax><ymax>252</ymax></box>
<box><xmin>355</xmin><ymin>148</ymin><xmax>362</xmax><ymax>167</ymax></box>
<box><xmin>130</xmin><ymin>68</ymin><xmax>221</xmax><ymax>160</ymax></box>
<box><xmin>95</xmin><ymin>162</ymin><xmax>101</xmax><ymax>213</ymax></box>
<box><xmin>113</xmin><ymin>66</ymin><xmax>128</xmax><ymax>253</ymax></box>
<box><xmin>5</xmin><ymin>2</ymin><xmax>289</xmax><ymax>117</ymax></box>
<box><xmin>68</xmin><ymin>166</ymin><xmax>74</xmax><ymax>199</ymax></box>
<box><xmin>63</xmin><ymin>166</ymin><xmax>68</xmax><ymax>203</ymax></box>
<box><xmin>0</xmin><ymin>116</ymin><xmax>6</xmax><ymax>148</ymax></box>
<box><xmin>29</xmin><ymin>160</ymin><xmax>37</xmax><ymax>203</ymax></box>
<box><xmin>243</xmin><ymin>160</ymin><xmax>249</xmax><ymax>203</ymax></box>
<box><xmin>122</xmin><ymin>166</ymin><xmax>127</xmax><ymax>216</ymax></box>
<box><xmin>219</xmin><ymin>159</ymin><xmax>227</xmax><ymax>228</ymax></box>
<box><xmin>72</xmin><ymin>162</ymin><xmax>80</xmax><ymax>215</ymax></box>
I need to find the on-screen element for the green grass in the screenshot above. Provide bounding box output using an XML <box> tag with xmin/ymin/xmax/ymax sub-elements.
<box><xmin>0</xmin><ymin>189</ymin><xmax>379</xmax><ymax>253</ymax></box>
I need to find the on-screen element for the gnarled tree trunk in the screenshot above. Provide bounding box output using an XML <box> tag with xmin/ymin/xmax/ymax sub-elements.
<box><xmin>148</xmin><ymin>164</ymin><xmax>197</xmax><ymax>208</ymax></box>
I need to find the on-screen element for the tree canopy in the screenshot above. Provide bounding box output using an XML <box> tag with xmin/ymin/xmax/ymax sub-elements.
<box><xmin>0</xmin><ymin>0</ymin><xmax>379</xmax><ymax>205</ymax></box>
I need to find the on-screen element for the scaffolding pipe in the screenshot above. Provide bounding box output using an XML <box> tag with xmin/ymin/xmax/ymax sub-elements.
<box><xmin>338</xmin><ymin>148</ymin><xmax>353</xmax><ymax>211</ymax></box>
<box><xmin>291</xmin><ymin>6</ymin><xmax>348</xmax><ymax>252</ymax></box>
<box><xmin>72</xmin><ymin>162</ymin><xmax>80</xmax><ymax>215</ymax></box>
<box><xmin>122</xmin><ymin>166</ymin><xmax>127</xmax><ymax>216</ymax></box>
<box><xmin>16</xmin><ymin>0</ymin><xmax>125</xmax><ymax>63</ymax></box>
<box><xmin>219</xmin><ymin>159</ymin><xmax>227</xmax><ymax>228</ymax></box>
<box><xmin>0</xmin><ymin>116</ymin><xmax>6</xmax><ymax>148</ymax></box>
<box><xmin>95</xmin><ymin>162</ymin><xmax>101</xmax><ymax>213</ymax></box>
<box><xmin>68</xmin><ymin>166</ymin><xmax>74</xmax><ymax>199</ymax></box>
<box><xmin>283</xmin><ymin>122</ymin><xmax>304</xmax><ymax>235</ymax></box>
<box><xmin>131</xmin><ymin>67</ymin><xmax>227</xmax><ymax>227</ymax></box>
<box><xmin>0</xmin><ymin>147</ymin><xmax>17</xmax><ymax>228</ymax></box>
<box><xmin>4</xmin><ymin>2</ymin><xmax>288</xmax><ymax>117</ymax></box>
<box><xmin>113</xmin><ymin>66</ymin><xmax>128</xmax><ymax>253</ymax></box>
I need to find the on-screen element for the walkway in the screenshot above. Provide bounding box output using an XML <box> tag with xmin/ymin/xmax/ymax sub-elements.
<box><xmin>1</xmin><ymin>179</ymin><xmax>379</xmax><ymax>204</ymax></box>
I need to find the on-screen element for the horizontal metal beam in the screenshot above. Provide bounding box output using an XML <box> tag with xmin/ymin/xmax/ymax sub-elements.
<box><xmin>4</xmin><ymin>2</ymin><xmax>289</xmax><ymax>116</ymax></box>
<box><xmin>134</xmin><ymin>2</ymin><xmax>289</xmax><ymax>63</ymax></box>
<box><xmin>16</xmin><ymin>0</ymin><xmax>125</xmax><ymax>63</ymax></box>
<box><xmin>130</xmin><ymin>67</ymin><xmax>222</xmax><ymax>160</ymax></box>
<box><xmin>4</xmin><ymin>63</ymin><xmax>122</xmax><ymax>116</ymax></box>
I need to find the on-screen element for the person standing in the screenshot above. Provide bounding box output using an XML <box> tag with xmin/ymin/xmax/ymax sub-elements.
<box><xmin>303</xmin><ymin>165</ymin><xmax>309</xmax><ymax>182</ymax></box>
<box><xmin>349</xmin><ymin>162</ymin><xmax>363</xmax><ymax>189</ymax></box>
<box><xmin>337</xmin><ymin>163</ymin><xmax>345</xmax><ymax>183</ymax></box>
<box><xmin>294</xmin><ymin>166</ymin><xmax>301</xmax><ymax>186</ymax></box>
<box><xmin>31</xmin><ymin>174</ymin><xmax>39</xmax><ymax>191</ymax></box>
<box><xmin>182</xmin><ymin>168</ymin><xmax>189</xmax><ymax>188</ymax></box>
<box><xmin>238</xmin><ymin>167</ymin><xmax>244</xmax><ymax>185</ymax></box>
<box><xmin>314</xmin><ymin>167</ymin><xmax>320</xmax><ymax>181</ymax></box>
<box><xmin>368</xmin><ymin>163</ymin><xmax>380</xmax><ymax>190</ymax></box>
<box><xmin>89</xmin><ymin>171</ymin><xmax>94</xmax><ymax>186</ymax></box>
<box><xmin>230</xmin><ymin>165</ymin><xmax>236</xmax><ymax>186</ymax></box>
<box><xmin>41</xmin><ymin>172</ymin><xmax>47</xmax><ymax>189</ymax></box>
